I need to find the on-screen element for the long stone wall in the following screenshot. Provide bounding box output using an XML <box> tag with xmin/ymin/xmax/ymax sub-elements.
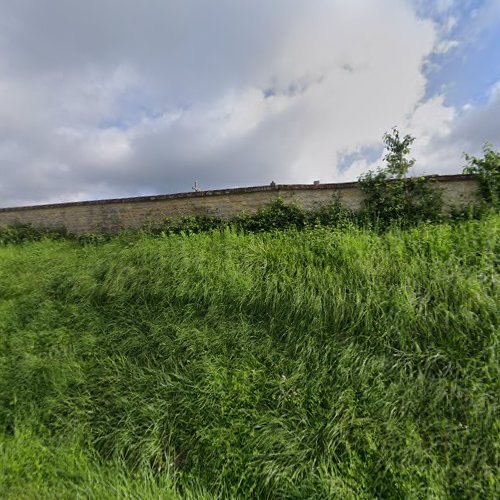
<box><xmin>0</xmin><ymin>175</ymin><xmax>480</xmax><ymax>234</ymax></box>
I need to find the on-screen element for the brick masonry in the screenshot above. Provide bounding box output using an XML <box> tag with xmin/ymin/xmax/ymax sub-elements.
<box><xmin>0</xmin><ymin>175</ymin><xmax>480</xmax><ymax>234</ymax></box>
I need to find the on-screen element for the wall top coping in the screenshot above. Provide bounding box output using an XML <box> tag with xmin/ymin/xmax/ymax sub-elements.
<box><xmin>0</xmin><ymin>174</ymin><xmax>477</xmax><ymax>213</ymax></box>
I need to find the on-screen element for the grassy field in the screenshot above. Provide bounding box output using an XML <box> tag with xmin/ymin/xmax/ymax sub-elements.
<box><xmin>0</xmin><ymin>214</ymin><xmax>498</xmax><ymax>498</ymax></box>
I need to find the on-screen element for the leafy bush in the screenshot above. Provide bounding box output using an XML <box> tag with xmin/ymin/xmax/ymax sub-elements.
<box><xmin>305</xmin><ymin>195</ymin><xmax>355</xmax><ymax>229</ymax></box>
<box><xmin>158</xmin><ymin>214</ymin><xmax>226</xmax><ymax>236</ymax></box>
<box><xmin>358</xmin><ymin>128</ymin><xmax>443</xmax><ymax>228</ymax></box>
<box><xmin>155</xmin><ymin>197</ymin><xmax>354</xmax><ymax>236</ymax></box>
<box><xmin>463</xmin><ymin>143</ymin><xmax>500</xmax><ymax>207</ymax></box>
<box><xmin>0</xmin><ymin>223</ymin><xmax>69</xmax><ymax>245</ymax></box>
<box><xmin>234</xmin><ymin>198</ymin><xmax>307</xmax><ymax>232</ymax></box>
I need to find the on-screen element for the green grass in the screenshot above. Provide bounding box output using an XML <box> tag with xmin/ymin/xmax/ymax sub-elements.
<box><xmin>0</xmin><ymin>215</ymin><xmax>498</xmax><ymax>498</ymax></box>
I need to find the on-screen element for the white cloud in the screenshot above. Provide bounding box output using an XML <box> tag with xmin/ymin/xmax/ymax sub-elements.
<box><xmin>0</xmin><ymin>0</ymin><xmax>496</xmax><ymax>207</ymax></box>
<box><xmin>436</xmin><ymin>0</ymin><xmax>456</xmax><ymax>12</ymax></box>
<box><xmin>443</xmin><ymin>16</ymin><xmax>458</xmax><ymax>33</ymax></box>
<box><xmin>434</xmin><ymin>39</ymin><xmax>459</xmax><ymax>53</ymax></box>
<box><xmin>368</xmin><ymin>82</ymin><xmax>500</xmax><ymax>178</ymax></box>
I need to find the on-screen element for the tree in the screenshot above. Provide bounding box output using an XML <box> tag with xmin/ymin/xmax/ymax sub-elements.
<box><xmin>382</xmin><ymin>128</ymin><xmax>415</xmax><ymax>179</ymax></box>
<box><xmin>358</xmin><ymin>128</ymin><xmax>443</xmax><ymax>227</ymax></box>
<box><xmin>463</xmin><ymin>144</ymin><xmax>500</xmax><ymax>207</ymax></box>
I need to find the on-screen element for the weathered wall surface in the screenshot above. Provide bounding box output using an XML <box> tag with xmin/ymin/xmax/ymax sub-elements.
<box><xmin>0</xmin><ymin>175</ymin><xmax>480</xmax><ymax>234</ymax></box>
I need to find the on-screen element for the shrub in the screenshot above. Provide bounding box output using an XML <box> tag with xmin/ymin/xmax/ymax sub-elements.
<box><xmin>463</xmin><ymin>143</ymin><xmax>500</xmax><ymax>207</ymax></box>
<box><xmin>158</xmin><ymin>214</ymin><xmax>226</xmax><ymax>236</ymax></box>
<box><xmin>358</xmin><ymin>128</ymin><xmax>443</xmax><ymax>228</ymax></box>
<box><xmin>305</xmin><ymin>195</ymin><xmax>355</xmax><ymax>229</ymax></box>
<box><xmin>0</xmin><ymin>223</ymin><xmax>69</xmax><ymax>245</ymax></box>
<box><xmin>234</xmin><ymin>198</ymin><xmax>307</xmax><ymax>232</ymax></box>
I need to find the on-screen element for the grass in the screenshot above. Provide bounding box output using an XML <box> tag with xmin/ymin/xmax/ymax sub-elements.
<box><xmin>0</xmin><ymin>214</ymin><xmax>498</xmax><ymax>498</ymax></box>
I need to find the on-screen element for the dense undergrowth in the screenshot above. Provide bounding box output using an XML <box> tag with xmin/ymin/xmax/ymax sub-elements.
<box><xmin>0</xmin><ymin>212</ymin><xmax>498</xmax><ymax>498</ymax></box>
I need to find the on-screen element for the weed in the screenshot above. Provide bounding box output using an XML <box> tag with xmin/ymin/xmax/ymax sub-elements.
<box><xmin>0</xmin><ymin>215</ymin><xmax>498</xmax><ymax>497</ymax></box>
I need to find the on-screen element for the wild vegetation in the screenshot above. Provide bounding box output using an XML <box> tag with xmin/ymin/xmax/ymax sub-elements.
<box><xmin>0</xmin><ymin>211</ymin><xmax>498</xmax><ymax>498</ymax></box>
<box><xmin>0</xmin><ymin>135</ymin><xmax>499</xmax><ymax>498</ymax></box>
<box><xmin>463</xmin><ymin>143</ymin><xmax>500</xmax><ymax>208</ymax></box>
<box><xmin>357</xmin><ymin>128</ymin><xmax>444</xmax><ymax>228</ymax></box>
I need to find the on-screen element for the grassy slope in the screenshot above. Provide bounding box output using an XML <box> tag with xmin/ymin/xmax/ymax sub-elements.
<box><xmin>0</xmin><ymin>216</ymin><xmax>498</xmax><ymax>498</ymax></box>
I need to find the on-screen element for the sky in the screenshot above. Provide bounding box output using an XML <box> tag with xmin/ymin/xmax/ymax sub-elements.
<box><xmin>0</xmin><ymin>0</ymin><xmax>499</xmax><ymax>207</ymax></box>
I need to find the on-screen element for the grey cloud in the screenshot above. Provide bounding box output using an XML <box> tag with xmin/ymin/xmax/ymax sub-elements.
<box><xmin>395</xmin><ymin>87</ymin><xmax>500</xmax><ymax>178</ymax></box>
<box><xmin>1</xmin><ymin>0</ymin><xmax>299</xmax><ymax>101</ymax></box>
<box><xmin>1</xmin><ymin>0</ymin><xmax>491</xmax><ymax>208</ymax></box>
<box><xmin>451</xmin><ymin>100</ymin><xmax>500</xmax><ymax>148</ymax></box>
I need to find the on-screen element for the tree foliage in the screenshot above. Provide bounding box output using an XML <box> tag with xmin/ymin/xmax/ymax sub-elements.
<box><xmin>358</xmin><ymin>128</ymin><xmax>443</xmax><ymax>227</ymax></box>
<box><xmin>463</xmin><ymin>143</ymin><xmax>500</xmax><ymax>207</ymax></box>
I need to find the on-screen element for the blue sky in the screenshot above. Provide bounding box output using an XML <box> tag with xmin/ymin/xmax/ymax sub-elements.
<box><xmin>423</xmin><ymin>0</ymin><xmax>500</xmax><ymax>106</ymax></box>
<box><xmin>0</xmin><ymin>0</ymin><xmax>498</xmax><ymax>206</ymax></box>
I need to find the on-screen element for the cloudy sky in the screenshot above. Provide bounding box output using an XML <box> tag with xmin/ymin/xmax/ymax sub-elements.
<box><xmin>0</xmin><ymin>0</ymin><xmax>499</xmax><ymax>207</ymax></box>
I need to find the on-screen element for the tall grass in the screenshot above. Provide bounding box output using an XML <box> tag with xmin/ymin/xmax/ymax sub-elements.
<box><xmin>0</xmin><ymin>214</ymin><xmax>498</xmax><ymax>498</ymax></box>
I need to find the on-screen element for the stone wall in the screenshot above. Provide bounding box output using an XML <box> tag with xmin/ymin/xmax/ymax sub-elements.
<box><xmin>0</xmin><ymin>175</ymin><xmax>480</xmax><ymax>234</ymax></box>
